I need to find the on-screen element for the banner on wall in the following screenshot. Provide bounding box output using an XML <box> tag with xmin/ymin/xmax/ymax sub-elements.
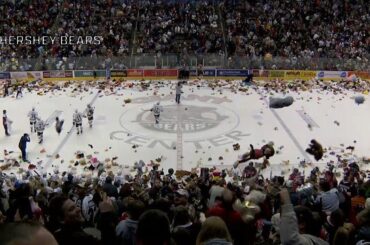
<box><xmin>74</xmin><ymin>70</ymin><xmax>94</xmax><ymax>77</ymax></box>
<box><xmin>252</xmin><ymin>69</ymin><xmax>269</xmax><ymax>77</ymax></box>
<box><xmin>11</xmin><ymin>71</ymin><xmax>43</xmax><ymax>80</ymax></box>
<box><xmin>348</xmin><ymin>71</ymin><xmax>370</xmax><ymax>80</ymax></box>
<box><xmin>4</xmin><ymin>69</ymin><xmax>368</xmax><ymax>81</ymax></box>
<box><xmin>284</xmin><ymin>70</ymin><xmax>301</xmax><ymax>78</ymax></box>
<box><xmin>189</xmin><ymin>69</ymin><xmax>216</xmax><ymax>76</ymax></box>
<box><xmin>299</xmin><ymin>71</ymin><xmax>317</xmax><ymax>78</ymax></box>
<box><xmin>43</xmin><ymin>71</ymin><xmax>73</xmax><ymax>78</ymax></box>
<box><xmin>127</xmin><ymin>69</ymin><xmax>144</xmax><ymax>77</ymax></box>
<box><xmin>111</xmin><ymin>69</ymin><xmax>128</xmax><ymax>77</ymax></box>
<box><xmin>216</xmin><ymin>69</ymin><xmax>249</xmax><ymax>77</ymax></box>
<box><xmin>0</xmin><ymin>72</ymin><xmax>10</xmax><ymax>79</ymax></box>
<box><xmin>284</xmin><ymin>70</ymin><xmax>316</xmax><ymax>79</ymax></box>
<box><xmin>316</xmin><ymin>71</ymin><xmax>347</xmax><ymax>79</ymax></box>
<box><xmin>144</xmin><ymin>69</ymin><xmax>178</xmax><ymax>77</ymax></box>
<box><xmin>269</xmin><ymin>70</ymin><xmax>285</xmax><ymax>78</ymax></box>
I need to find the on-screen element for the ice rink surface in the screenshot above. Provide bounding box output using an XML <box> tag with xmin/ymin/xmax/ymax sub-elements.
<box><xmin>1</xmin><ymin>80</ymin><xmax>370</xmax><ymax>178</ymax></box>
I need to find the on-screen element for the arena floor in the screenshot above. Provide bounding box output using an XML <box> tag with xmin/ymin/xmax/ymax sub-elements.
<box><xmin>1</xmin><ymin>80</ymin><xmax>370</xmax><ymax>179</ymax></box>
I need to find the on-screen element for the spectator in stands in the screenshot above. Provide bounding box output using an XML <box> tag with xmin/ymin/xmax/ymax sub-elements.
<box><xmin>103</xmin><ymin>176</ymin><xmax>118</xmax><ymax>198</ymax></box>
<box><xmin>279</xmin><ymin>188</ymin><xmax>329</xmax><ymax>245</ymax></box>
<box><xmin>315</xmin><ymin>179</ymin><xmax>340</xmax><ymax>215</ymax></box>
<box><xmin>172</xmin><ymin>205</ymin><xmax>201</xmax><ymax>245</ymax></box>
<box><xmin>136</xmin><ymin>209</ymin><xmax>171</xmax><ymax>245</ymax></box>
<box><xmin>196</xmin><ymin>216</ymin><xmax>232</xmax><ymax>245</ymax></box>
<box><xmin>48</xmin><ymin>195</ymin><xmax>100</xmax><ymax>245</ymax></box>
<box><xmin>0</xmin><ymin>222</ymin><xmax>58</xmax><ymax>245</ymax></box>
<box><xmin>207</xmin><ymin>189</ymin><xmax>248</xmax><ymax>245</ymax></box>
<box><xmin>116</xmin><ymin>199</ymin><xmax>145</xmax><ymax>245</ymax></box>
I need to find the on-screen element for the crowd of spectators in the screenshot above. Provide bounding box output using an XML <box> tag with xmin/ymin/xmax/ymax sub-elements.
<box><xmin>1</xmin><ymin>0</ymin><xmax>369</xmax><ymax>71</ymax></box>
<box><xmin>0</xmin><ymin>0</ymin><xmax>60</xmax><ymax>71</ymax></box>
<box><xmin>0</xmin><ymin>0</ymin><xmax>137</xmax><ymax>71</ymax></box>
<box><xmin>1</xmin><ymin>151</ymin><xmax>370</xmax><ymax>245</ymax></box>
<box><xmin>222</xmin><ymin>0</ymin><xmax>370</xmax><ymax>70</ymax></box>
<box><xmin>135</xmin><ymin>1</ymin><xmax>224</xmax><ymax>57</ymax></box>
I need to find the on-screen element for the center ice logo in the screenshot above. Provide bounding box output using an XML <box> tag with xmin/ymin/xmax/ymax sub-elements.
<box><xmin>110</xmin><ymin>95</ymin><xmax>248</xmax><ymax>149</ymax></box>
<box><xmin>135</xmin><ymin>105</ymin><xmax>228</xmax><ymax>133</ymax></box>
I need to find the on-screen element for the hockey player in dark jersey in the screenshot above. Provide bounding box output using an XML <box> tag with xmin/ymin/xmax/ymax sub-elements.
<box><xmin>55</xmin><ymin>117</ymin><xmax>64</xmax><ymax>135</ymax></box>
<box><xmin>16</xmin><ymin>85</ymin><xmax>23</xmax><ymax>99</ymax></box>
<box><xmin>2</xmin><ymin>110</ymin><xmax>10</xmax><ymax>136</ymax></box>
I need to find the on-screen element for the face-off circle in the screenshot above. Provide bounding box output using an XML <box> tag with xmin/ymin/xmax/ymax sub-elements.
<box><xmin>119</xmin><ymin>100</ymin><xmax>240</xmax><ymax>142</ymax></box>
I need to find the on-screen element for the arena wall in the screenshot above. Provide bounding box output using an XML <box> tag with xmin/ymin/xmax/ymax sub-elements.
<box><xmin>4</xmin><ymin>69</ymin><xmax>369</xmax><ymax>82</ymax></box>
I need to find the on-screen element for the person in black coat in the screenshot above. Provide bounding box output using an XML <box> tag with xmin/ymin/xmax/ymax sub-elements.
<box><xmin>102</xmin><ymin>176</ymin><xmax>118</xmax><ymax>198</ymax></box>
<box><xmin>3</xmin><ymin>81</ymin><xmax>9</xmax><ymax>97</ymax></box>
<box><xmin>48</xmin><ymin>195</ymin><xmax>101</xmax><ymax>245</ymax></box>
<box><xmin>19</xmin><ymin>133</ymin><xmax>30</xmax><ymax>162</ymax></box>
<box><xmin>2</xmin><ymin>110</ymin><xmax>10</xmax><ymax>136</ymax></box>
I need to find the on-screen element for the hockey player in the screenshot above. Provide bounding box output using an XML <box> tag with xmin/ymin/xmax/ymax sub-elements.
<box><xmin>85</xmin><ymin>104</ymin><xmax>94</xmax><ymax>128</ymax></box>
<box><xmin>150</xmin><ymin>102</ymin><xmax>163</xmax><ymax>124</ymax></box>
<box><xmin>35</xmin><ymin>117</ymin><xmax>47</xmax><ymax>144</ymax></box>
<box><xmin>55</xmin><ymin>117</ymin><xmax>64</xmax><ymax>135</ymax></box>
<box><xmin>3</xmin><ymin>81</ymin><xmax>9</xmax><ymax>97</ymax></box>
<box><xmin>73</xmin><ymin>109</ymin><xmax>83</xmax><ymax>135</ymax></box>
<box><xmin>2</xmin><ymin>110</ymin><xmax>10</xmax><ymax>136</ymax></box>
<box><xmin>175</xmin><ymin>81</ymin><xmax>183</xmax><ymax>104</ymax></box>
<box><xmin>28</xmin><ymin>107</ymin><xmax>38</xmax><ymax>133</ymax></box>
<box><xmin>16</xmin><ymin>85</ymin><xmax>22</xmax><ymax>99</ymax></box>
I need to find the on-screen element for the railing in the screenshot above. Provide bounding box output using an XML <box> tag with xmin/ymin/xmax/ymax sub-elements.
<box><xmin>0</xmin><ymin>54</ymin><xmax>369</xmax><ymax>72</ymax></box>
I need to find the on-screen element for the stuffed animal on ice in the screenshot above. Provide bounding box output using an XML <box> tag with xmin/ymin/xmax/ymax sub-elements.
<box><xmin>306</xmin><ymin>139</ymin><xmax>323</xmax><ymax>161</ymax></box>
<box><xmin>269</xmin><ymin>96</ymin><xmax>294</xmax><ymax>109</ymax></box>
<box><xmin>354</xmin><ymin>95</ymin><xmax>365</xmax><ymax>105</ymax></box>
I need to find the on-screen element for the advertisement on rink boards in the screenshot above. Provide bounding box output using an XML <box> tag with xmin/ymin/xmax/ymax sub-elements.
<box><xmin>251</xmin><ymin>69</ymin><xmax>269</xmax><ymax>77</ymax></box>
<box><xmin>348</xmin><ymin>71</ymin><xmax>370</xmax><ymax>80</ymax></box>
<box><xmin>74</xmin><ymin>70</ymin><xmax>94</xmax><ymax>77</ymax></box>
<box><xmin>316</xmin><ymin>71</ymin><xmax>347</xmax><ymax>79</ymax></box>
<box><xmin>74</xmin><ymin>70</ymin><xmax>107</xmax><ymax>78</ymax></box>
<box><xmin>127</xmin><ymin>69</ymin><xmax>144</xmax><ymax>77</ymax></box>
<box><xmin>269</xmin><ymin>70</ymin><xmax>285</xmax><ymax>78</ymax></box>
<box><xmin>43</xmin><ymin>71</ymin><xmax>73</xmax><ymax>78</ymax></box>
<box><xmin>143</xmin><ymin>69</ymin><xmax>178</xmax><ymax>77</ymax></box>
<box><xmin>0</xmin><ymin>72</ymin><xmax>10</xmax><ymax>79</ymax></box>
<box><xmin>110</xmin><ymin>69</ymin><xmax>128</xmax><ymax>78</ymax></box>
<box><xmin>10</xmin><ymin>71</ymin><xmax>43</xmax><ymax>80</ymax></box>
<box><xmin>216</xmin><ymin>69</ymin><xmax>249</xmax><ymax>77</ymax></box>
<box><xmin>284</xmin><ymin>70</ymin><xmax>317</xmax><ymax>79</ymax></box>
<box><xmin>189</xmin><ymin>69</ymin><xmax>216</xmax><ymax>77</ymax></box>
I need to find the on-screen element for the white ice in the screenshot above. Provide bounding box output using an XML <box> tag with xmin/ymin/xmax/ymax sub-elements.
<box><xmin>1</xmin><ymin>80</ymin><xmax>370</xmax><ymax>180</ymax></box>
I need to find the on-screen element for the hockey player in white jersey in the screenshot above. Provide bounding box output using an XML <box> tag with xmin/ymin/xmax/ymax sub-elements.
<box><xmin>85</xmin><ymin>104</ymin><xmax>94</xmax><ymax>128</ymax></box>
<box><xmin>150</xmin><ymin>102</ymin><xmax>163</xmax><ymax>124</ymax></box>
<box><xmin>35</xmin><ymin>117</ymin><xmax>47</xmax><ymax>144</ymax></box>
<box><xmin>73</xmin><ymin>109</ymin><xmax>83</xmax><ymax>135</ymax></box>
<box><xmin>28</xmin><ymin>107</ymin><xmax>38</xmax><ymax>133</ymax></box>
